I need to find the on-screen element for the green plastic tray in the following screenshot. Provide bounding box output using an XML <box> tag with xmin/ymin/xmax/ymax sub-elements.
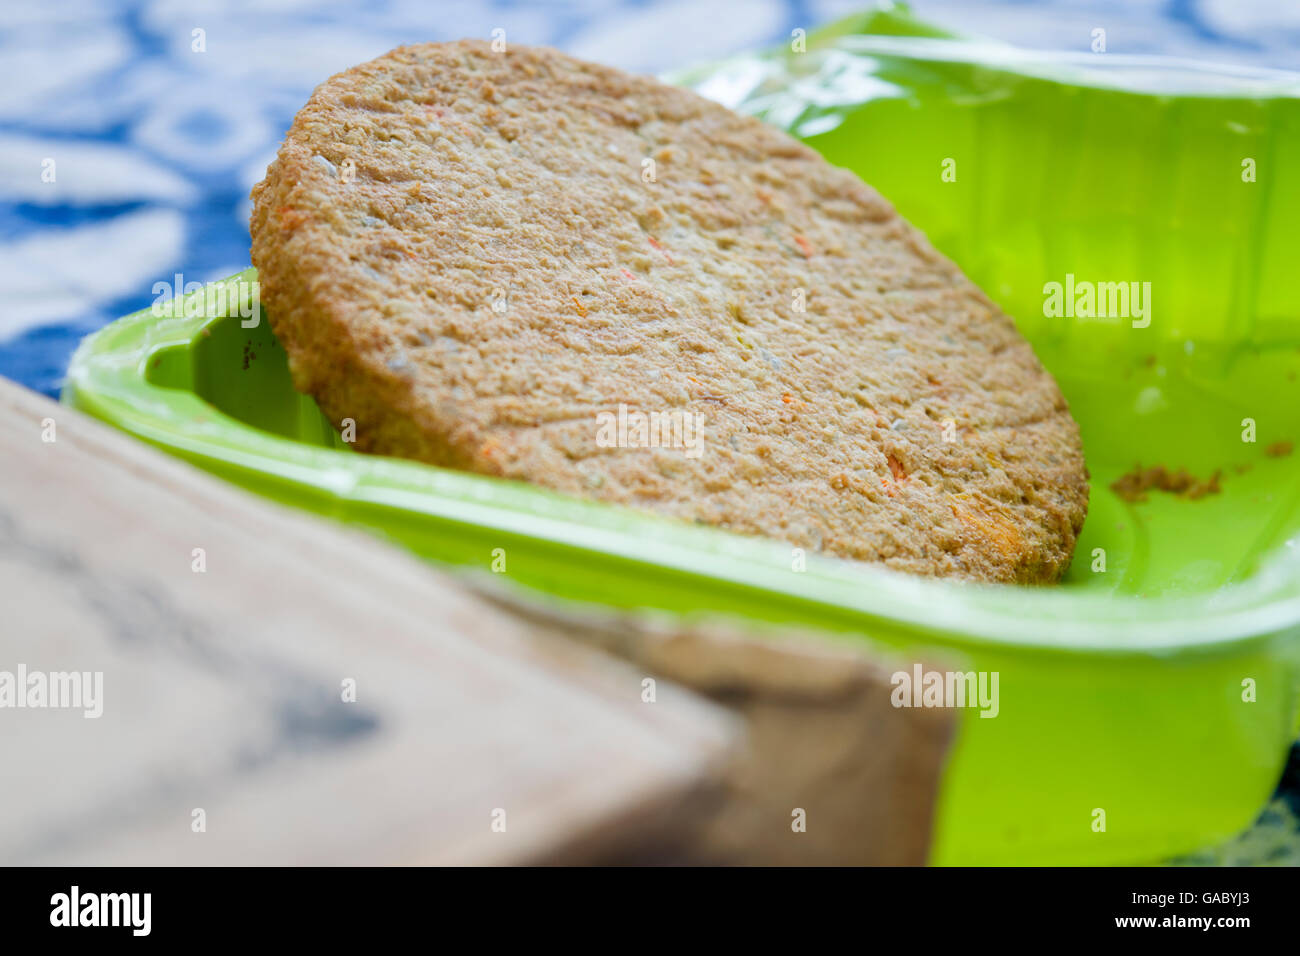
<box><xmin>63</xmin><ymin>9</ymin><xmax>1300</xmax><ymax>864</ymax></box>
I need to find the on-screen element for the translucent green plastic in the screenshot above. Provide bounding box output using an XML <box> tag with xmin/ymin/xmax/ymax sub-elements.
<box><xmin>63</xmin><ymin>9</ymin><xmax>1300</xmax><ymax>864</ymax></box>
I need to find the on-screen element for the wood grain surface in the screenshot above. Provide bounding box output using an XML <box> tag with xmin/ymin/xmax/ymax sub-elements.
<box><xmin>0</xmin><ymin>377</ymin><xmax>736</xmax><ymax>865</ymax></box>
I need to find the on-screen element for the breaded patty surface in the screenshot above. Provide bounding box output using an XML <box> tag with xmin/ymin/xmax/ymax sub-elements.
<box><xmin>251</xmin><ymin>40</ymin><xmax>1088</xmax><ymax>583</ymax></box>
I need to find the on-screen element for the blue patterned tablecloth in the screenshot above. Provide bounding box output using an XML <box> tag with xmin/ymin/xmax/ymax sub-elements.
<box><xmin>2</xmin><ymin>0</ymin><xmax>1298</xmax><ymax>863</ymax></box>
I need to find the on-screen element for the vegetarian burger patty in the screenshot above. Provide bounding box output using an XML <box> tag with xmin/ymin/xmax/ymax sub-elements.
<box><xmin>251</xmin><ymin>40</ymin><xmax>1088</xmax><ymax>583</ymax></box>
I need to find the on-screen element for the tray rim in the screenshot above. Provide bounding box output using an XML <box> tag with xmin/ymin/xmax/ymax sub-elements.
<box><xmin>62</xmin><ymin>270</ymin><xmax>1300</xmax><ymax>656</ymax></box>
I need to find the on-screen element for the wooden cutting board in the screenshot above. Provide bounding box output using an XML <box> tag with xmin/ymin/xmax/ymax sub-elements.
<box><xmin>0</xmin><ymin>377</ymin><xmax>737</xmax><ymax>865</ymax></box>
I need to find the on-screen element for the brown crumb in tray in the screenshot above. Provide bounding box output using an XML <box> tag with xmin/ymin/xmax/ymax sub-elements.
<box><xmin>1110</xmin><ymin>464</ymin><xmax>1222</xmax><ymax>504</ymax></box>
<box><xmin>1265</xmin><ymin>440</ymin><xmax>1294</xmax><ymax>458</ymax></box>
